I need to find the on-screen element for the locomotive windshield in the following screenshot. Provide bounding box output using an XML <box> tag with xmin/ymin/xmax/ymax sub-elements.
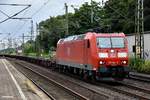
<box><xmin>97</xmin><ymin>37</ymin><xmax>125</xmax><ymax>48</ymax></box>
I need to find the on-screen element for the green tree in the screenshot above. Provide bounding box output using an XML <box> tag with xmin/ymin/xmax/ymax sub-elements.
<box><xmin>35</xmin><ymin>0</ymin><xmax>150</xmax><ymax>54</ymax></box>
<box><xmin>38</xmin><ymin>15</ymin><xmax>66</xmax><ymax>52</ymax></box>
<box><xmin>104</xmin><ymin>0</ymin><xmax>136</xmax><ymax>34</ymax></box>
<box><xmin>24</xmin><ymin>40</ymin><xmax>35</xmax><ymax>55</ymax></box>
<box><xmin>144</xmin><ymin>0</ymin><xmax>150</xmax><ymax>31</ymax></box>
<box><xmin>69</xmin><ymin>1</ymin><xmax>103</xmax><ymax>34</ymax></box>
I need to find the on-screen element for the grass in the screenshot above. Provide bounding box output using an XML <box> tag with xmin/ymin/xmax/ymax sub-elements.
<box><xmin>129</xmin><ymin>57</ymin><xmax>150</xmax><ymax>74</ymax></box>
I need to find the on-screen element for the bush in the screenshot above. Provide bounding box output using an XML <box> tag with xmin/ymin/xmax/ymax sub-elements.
<box><xmin>140</xmin><ymin>61</ymin><xmax>150</xmax><ymax>73</ymax></box>
<box><xmin>129</xmin><ymin>57</ymin><xmax>145</xmax><ymax>71</ymax></box>
<box><xmin>129</xmin><ymin>57</ymin><xmax>150</xmax><ymax>74</ymax></box>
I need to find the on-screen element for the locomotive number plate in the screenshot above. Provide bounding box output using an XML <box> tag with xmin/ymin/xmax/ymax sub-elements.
<box><xmin>110</xmin><ymin>53</ymin><xmax>116</xmax><ymax>58</ymax></box>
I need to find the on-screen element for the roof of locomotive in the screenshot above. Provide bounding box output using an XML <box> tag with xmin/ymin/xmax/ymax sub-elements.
<box><xmin>57</xmin><ymin>32</ymin><xmax>125</xmax><ymax>44</ymax></box>
<box><xmin>86</xmin><ymin>32</ymin><xmax>125</xmax><ymax>37</ymax></box>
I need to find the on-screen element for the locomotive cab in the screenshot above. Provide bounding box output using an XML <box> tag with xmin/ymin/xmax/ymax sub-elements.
<box><xmin>95</xmin><ymin>33</ymin><xmax>129</xmax><ymax>80</ymax></box>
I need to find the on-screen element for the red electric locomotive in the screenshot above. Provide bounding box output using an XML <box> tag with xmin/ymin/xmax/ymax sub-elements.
<box><xmin>56</xmin><ymin>32</ymin><xmax>129</xmax><ymax>81</ymax></box>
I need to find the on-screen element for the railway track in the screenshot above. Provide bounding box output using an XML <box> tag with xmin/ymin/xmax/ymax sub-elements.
<box><xmin>92</xmin><ymin>80</ymin><xmax>150</xmax><ymax>100</ymax></box>
<box><xmin>16</xmin><ymin>69</ymin><xmax>56</xmax><ymax>100</ymax></box>
<box><xmin>129</xmin><ymin>72</ymin><xmax>150</xmax><ymax>82</ymax></box>
<box><xmin>9</xmin><ymin>59</ymin><xmax>112</xmax><ymax>100</ymax></box>
<box><xmin>112</xmin><ymin>82</ymin><xmax>150</xmax><ymax>100</ymax></box>
<box><xmin>120</xmin><ymin>81</ymin><xmax>150</xmax><ymax>94</ymax></box>
<box><xmin>6</xmin><ymin>57</ymin><xmax>150</xmax><ymax>100</ymax></box>
<box><xmin>12</xmin><ymin>61</ymin><xmax>89</xmax><ymax>100</ymax></box>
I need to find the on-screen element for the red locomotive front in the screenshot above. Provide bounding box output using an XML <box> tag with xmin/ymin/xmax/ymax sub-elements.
<box><xmin>94</xmin><ymin>33</ymin><xmax>129</xmax><ymax>80</ymax></box>
<box><xmin>56</xmin><ymin>32</ymin><xmax>129</xmax><ymax>81</ymax></box>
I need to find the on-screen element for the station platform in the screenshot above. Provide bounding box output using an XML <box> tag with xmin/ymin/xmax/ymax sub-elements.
<box><xmin>0</xmin><ymin>59</ymin><xmax>50</xmax><ymax>100</ymax></box>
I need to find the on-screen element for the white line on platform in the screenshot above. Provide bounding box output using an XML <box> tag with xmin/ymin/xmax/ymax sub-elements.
<box><xmin>1</xmin><ymin>96</ymin><xmax>14</xmax><ymax>98</ymax></box>
<box><xmin>2</xmin><ymin>59</ymin><xmax>27</xmax><ymax>100</ymax></box>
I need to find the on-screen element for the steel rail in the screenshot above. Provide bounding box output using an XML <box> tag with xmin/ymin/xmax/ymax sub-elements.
<box><xmin>15</xmin><ymin>59</ymin><xmax>112</xmax><ymax>100</ymax></box>
<box><xmin>118</xmin><ymin>81</ymin><xmax>150</xmax><ymax>94</ymax></box>
<box><xmin>10</xmin><ymin>62</ymin><xmax>56</xmax><ymax>100</ymax></box>
<box><xmin>129</xmin><ymin>72</ymin><xmax>150</xmax><ymax>82</ymax></box>
<box><xmin>15</xmin><ymin>61</ymin><xmax>89</xmax><ymax>100</ymax></box>
<box><xmin>96</xmin><ymin>82</ymin><xmax>150</xmax><ymax>100</ymax></box>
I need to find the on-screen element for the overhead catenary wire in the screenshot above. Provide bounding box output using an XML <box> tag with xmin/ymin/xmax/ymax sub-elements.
<box><xmin>13</xmin><ymin>0</ymin><xmax>51</xmax><ymax>36</ymax></box>
<box><xmin>31</xmin><ymin>0</ymin><xmax>50</xmax><ymax>17</ymax></box>
<box><xmin>0</xmin><ymin>3</ymin><xmax>31</xmax><ymax>6</ymax></box>
<box><xmin>3</xmin><ymin>0</ymin><xmax>51</xmax><ymax>48</ymax></box>
<box><xmin>0</xmin><ymin>5</ymin><xmax>31</xmax><ymax>24</ymax></box>
<box><xmin>0</xmin><ymin>2</ymin><xmax>33</xmax><ymax>40</ymax></box>
<box><xmin>0</xmin><ymin>4</ymin><xmax>31</xmax><ymax>46</ymax></box>
<box><xmin>0</xmin><ymin>9</ymin><xmax>10</xmax><ymax>18</ymax></box>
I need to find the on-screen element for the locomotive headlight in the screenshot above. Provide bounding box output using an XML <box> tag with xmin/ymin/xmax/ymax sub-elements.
<box><xmin>99</xmin><ymin>53</ymin><xmax>108</xmax><ymax>58</ymax></box>
<box><xmin>122</xmin><ymin>61</ymin><xmax>127</xmax><ymax>64</ymax></box>
<box><xmin>99</xmin><ymin>61</ymin><xmax>105</xmax><ymax>65</ymax></box>
<box><xmin>99</xmin><ymin>61</ymin><xmax>103</xmax><ymax>64</ymax></box>
<box><xmin>118</xmin><ymin>52</ymin><xmax>127</xmax><ymax>58</ymax></box>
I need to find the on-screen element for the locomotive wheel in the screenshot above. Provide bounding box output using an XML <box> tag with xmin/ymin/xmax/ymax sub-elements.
<box><xmin>83</xmin><ymin>72</ymin><xmax>88</xmax><ymax>80</ymax></box>
<box><xmin>91</xmin><ymin>72</ymin><xmax>96</xmax><ymax>82</ymax></box>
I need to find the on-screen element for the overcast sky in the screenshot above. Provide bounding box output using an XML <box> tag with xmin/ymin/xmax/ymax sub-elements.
<box><xmin>0</xmin><ymin>0</ymin><xmax>107</xmax><ymax>49</ymax></box>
